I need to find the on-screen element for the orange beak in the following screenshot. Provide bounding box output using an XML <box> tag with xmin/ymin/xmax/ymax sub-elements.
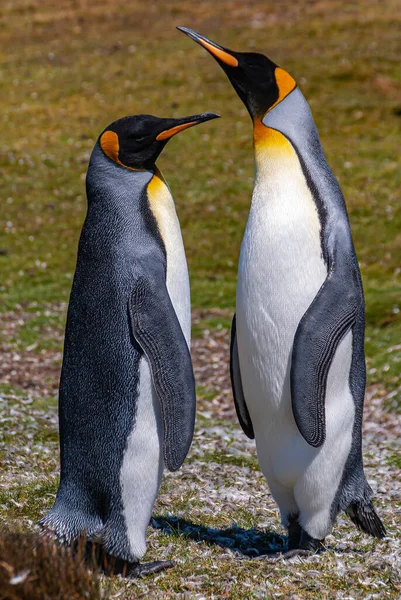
<box><xmin>177</xmin><ymin>27</ymin><xmax>239</xmax><ymax>68</ymax></box>
<box><xmin>156</xmin><ymin>112</ymin><xmax>220</xmax><ymax>141</ymax></box>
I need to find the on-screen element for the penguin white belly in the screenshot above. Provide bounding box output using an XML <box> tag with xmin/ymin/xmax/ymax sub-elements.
<box><xmin>120</xmin><ymin>170</ymin><xmax>191</xmax><ymax>559</ymax></box>
<box><xmin>236</xmin><ymin>139</ymin><xmax>355</xmax><ymax>537</ymax></box>
<box><xmin>120</xmin><ymin>357</ymin><xmax>163</xmax><ymax>559</ymax></box>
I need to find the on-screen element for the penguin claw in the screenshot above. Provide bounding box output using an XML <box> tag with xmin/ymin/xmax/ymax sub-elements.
<box><xmin>281</xmin><ymin>540</ymin><xmax>325</xmax><ymax>560</ymax></box>
<box><xmin>281</xmin><ymin>548</ymin><xmax>315</xmax><ymax>560</ymax></box>
<box><xmin>125</xmin><ymin>560</ymin><xmax>175</xmax><ymax>578</ymax></box>
<box><xmin>88</xmin><ymin>545</ymin><xmax>175</xmax><ymax>578</ymax></box>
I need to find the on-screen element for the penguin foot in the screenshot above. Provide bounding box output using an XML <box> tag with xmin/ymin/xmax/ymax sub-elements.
<box><xmin>125</xmin><ymin>560</ymin><xmax>175</xmax><ymax>579</ymax></box>
<box><xmin>299</xmin><ymin>530</ymin><xmax>325</xmax><ymax>553</ymax></box>
<box><xmin>284</xmin><ymin>516</ymin><xmax>325</xmax><ymax>557</ymax></box>
<box><xmin>282</xmin><ymin>532</ymin><xmax>324</xmax><ymax>559</ymax></box>
<box><xmin>84</xmin><ymin>542</ymin><xmax>174</xmax><ymax>577</ymax></box>
<box><xmin>287</xmin><ymin>514</ymin><xmax>302</xmax><ymax>551</ymax></box>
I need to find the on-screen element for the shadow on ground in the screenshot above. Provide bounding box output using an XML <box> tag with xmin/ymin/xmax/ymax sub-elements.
<box><xmin>151</xmin><ymin>516</ymin><xmax>287</xmax><ymax>557</ymax></box>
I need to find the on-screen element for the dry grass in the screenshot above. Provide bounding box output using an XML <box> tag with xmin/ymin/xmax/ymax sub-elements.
<box><xmin>0</xmin><ymin>531</ymin><xmax>100</xmax><ymax>600</ymax></box>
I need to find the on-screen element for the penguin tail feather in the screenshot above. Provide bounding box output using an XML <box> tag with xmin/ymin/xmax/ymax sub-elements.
<box><xmin>346</xmin><ymin>500</ymin><xmax>386</xmax><ymax>539</ymax></box>
<box><xmin>40</xmin><ymin>506</ymin><xmax>103</xmax><ymax>545</ymax></box>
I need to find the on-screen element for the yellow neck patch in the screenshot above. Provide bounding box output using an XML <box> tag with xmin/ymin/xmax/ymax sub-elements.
<box><xmin>100</xmin><ymin>130</ymin><xmax>139</xmax><ymax>171</ymax></box>
<box><xmin>253</xmin><ymin>119</ymin><xmax>293</xmax><ymax>157</ymax></box>
<box><xmin>147</xmin><ymin>165</ymin><xmax>167</xmax><ymax>198</ymax></box>
<box><xmin>147</xmin><ymin>166</ymin><xmax>178</xmax><ymax>256</ymax></box>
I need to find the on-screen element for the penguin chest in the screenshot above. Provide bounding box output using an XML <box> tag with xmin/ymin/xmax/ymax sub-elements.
<box><xmin>147</xmin><ymin>172</ymin><xmax>191</xmax><ymax>345</ymax></box>
<box><xmin>165</xmin><ymin>226</ymin><xmax>190</xmax><ymax>345</ymax></box>
<box><xmin>237</xmin><ymin>142</ymin><xmax>327</xmax><ymax>424</ymax></box>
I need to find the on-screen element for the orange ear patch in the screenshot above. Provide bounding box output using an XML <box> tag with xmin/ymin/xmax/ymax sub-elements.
<box><xmin>198</xmin><ymin>39</ymin><xmax>238</xmax><ymax>67</ymax></box>
<box><xmin>100</xmin><ymin>130</ymin><xmax>120</xmax><ymax>163</ymax></box>
<box><xmin>267</xmin><ymin>67</ymin><xmax>297</xmax><ymax>113</ymax></box>
<box><xmin>100</xmin><ymin>130</ymin><xmax>141</xmax><ymax>171</ymax></box>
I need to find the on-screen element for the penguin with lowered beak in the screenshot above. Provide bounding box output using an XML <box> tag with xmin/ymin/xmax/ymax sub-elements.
<box><xmin>41</xmin><ymin>111</ymin><xmax>220</xmax><ymax>575</ymax></box>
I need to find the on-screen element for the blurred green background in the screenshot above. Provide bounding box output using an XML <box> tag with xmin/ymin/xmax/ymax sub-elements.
<box><xmin>1</xmin><ymin>0</ymin><xmax>400</xmax><ymax>409</ymax></box>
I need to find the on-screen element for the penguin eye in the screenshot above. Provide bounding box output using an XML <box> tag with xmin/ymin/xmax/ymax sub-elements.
<box><xmin>247</xmin><ymin>61</ymin><xmax>264</xmax><ymax>71</ymax></box>
<box><xmin>127</xmin><ymin>133</ymin><xmax>146</xmax><ymax>143</ymax></box>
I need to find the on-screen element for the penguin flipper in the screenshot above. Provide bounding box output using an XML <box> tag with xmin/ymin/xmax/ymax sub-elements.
<box><xmin>129</xmin><ymin>274</ymin><xmax>196</xmax><ymax>472</ymax></box>
<box><xmin>291</xmin><ymin>268</ymin><xmax>360</xmax><ymax>447</ymax></box>
<box><xmin>230</xmin><ymin>314</ymin><xmax>254</xmax><ymax>439</ymax></box>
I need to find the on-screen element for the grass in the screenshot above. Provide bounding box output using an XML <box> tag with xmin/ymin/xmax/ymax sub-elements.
<box><xmin>0</xmin><ymin>532</ymin><xmax>101</xmax><ymax>600</ymax></box>
<box><xmin>1</xmin><ymin>390</ymin><xmax>399</xmax><ymax>599</ymax></box>
<box><xmin>386</xmin><ymin>453</ymin><xmax>401</xmax><ymax>470</ymax></box>
<box><xmin>1</xmin><ymin>0</ymin><xmax>401</xmax><ymax>598</ymax></box>
<box><xmin>191</xmin><ymin>449</ymin><xmax>260</xmax><ymax>469</ymax></box>
<box><xmin>1</xmin><ymin>0</ymin><xmax>400</xmax><ymax>402</ymax></box>
<box><xmin>0</xmin><ymin>480</ymin><xmax>59</xmax><ymax>522</ymax></box>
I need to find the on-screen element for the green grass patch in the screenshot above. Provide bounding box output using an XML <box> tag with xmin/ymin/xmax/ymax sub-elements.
<box><xmin>0</xmin><ymin>384</ymin><xmax>26</xmax><ymax>397</ymax></box>
<box><xmin>196</xmin><ymin>385</ymin><xmax>218</xmax><ymax>402</ymax></box>
<box><xmin>192</xmin><ymin>313</ymin><xmax>232</xmax><ymax>338</ymax></box>
<box><xmin>192</xmin><ymin>450</ymin><xmax>259</xmax><ymax>470</ymax></box>
<box><xmin>365</xmin><ymin>325</ymin><xmax>401</xmax><ymax>410</ymax></box>
<box><xmin>0</xmin><ymin>480</ymin><xmax>58</xmax><ymax>523</ymax></box>
<box><xmin>386</xmin><ymin>453</ymin><xmax>401</xmax><ymax>470</ymax></box>
<box><xmin>12</xmin><ymin>312</ymin><xmax>64</xmax><ymax>353</ymax></box>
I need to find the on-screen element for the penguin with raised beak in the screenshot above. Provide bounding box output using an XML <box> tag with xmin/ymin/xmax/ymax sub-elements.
<box><xmin>178</xmin><ymin>26</ymin><xmax>385</xmax><ymax>555</ymax></box>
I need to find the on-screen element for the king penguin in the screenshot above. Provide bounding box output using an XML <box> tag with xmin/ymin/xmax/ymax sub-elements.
<box><xmin>178</xmin><ymin>27</ymin><xmax>385</xmax><ymax>554</ymax></box>
<box><xmin>41</xmin><ymin>111</ymin><xmax>220</xmax><ymax>575</ymax></box>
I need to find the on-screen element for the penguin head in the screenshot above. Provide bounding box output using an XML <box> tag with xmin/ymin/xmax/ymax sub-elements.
<box><xmin>177</xmin><ymin>27</ymin><xmax>296</xmax><ymax>120</ymax></box>
<box><xmin>99</xmin><ymin>112</ymin><xmax>220</xmax><ymax>171</ymax></box>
